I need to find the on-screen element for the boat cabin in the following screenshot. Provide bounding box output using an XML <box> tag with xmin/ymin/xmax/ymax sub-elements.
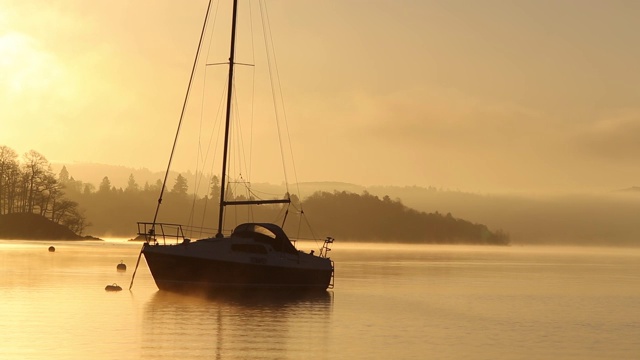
<box><xmin>231</xmin><ymin>223</ymin><xmax>298</xmax><ymax>255</ymax></box>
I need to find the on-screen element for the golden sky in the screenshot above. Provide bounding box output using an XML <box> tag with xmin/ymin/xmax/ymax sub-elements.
<box><xmin>1</xmin><ymin>0</ymin><xmax>640</xmax><ymax>193</ymax></box>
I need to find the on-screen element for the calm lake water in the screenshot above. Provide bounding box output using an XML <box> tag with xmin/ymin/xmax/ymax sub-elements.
<box><xmin>1</xmin><ymin>239</ymin><xmax>638</xmax><ymax>359</ymax></box>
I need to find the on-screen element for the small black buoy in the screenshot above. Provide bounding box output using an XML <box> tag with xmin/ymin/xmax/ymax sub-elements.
<box><xmin>48</xmin><ymin>246</ymin><xmax>55</xmax><ymax>252</ymax></box>
<box><xmin>105</xmin><ymin>283</ymin><xmax>122</xmax><ymax>291</ymax></box>
<box><xmin>116</xmin><ymin>261</ymin><xmax>127</xmax><ymax>272</ymax></box>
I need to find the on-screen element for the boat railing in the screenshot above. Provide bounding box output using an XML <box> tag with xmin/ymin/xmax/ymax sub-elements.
<box><xmin>320</xmin><ymin>237</ymin><xmax>334</xmax><ymax>258</ymax></box>
<box><xmin>328</xmin><ymin>260</ymin><xmax>335</xmax><ymax>289</ymax></box>
<box><xmin>137</xmin><ymin>222</ymin><xmax>187</xmax><ymax>245</ymax></box>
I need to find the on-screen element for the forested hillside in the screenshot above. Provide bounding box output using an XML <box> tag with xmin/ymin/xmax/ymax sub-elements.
<box><xmin>61</xmin><ymin>174</ymin><xmax>509</xmax><ymax>245</ymax></box>
<box><xmin>302</xmin><ymin>191</ymin><xmax>509</xmax><ymax>244</ymax></box>
<box><xmin>41</xmin><ymin>159</ymin><xmax>640</xmax><ymax>247</ymax></box>
<box><xmin>3</xmin><ymin>146</ymin><xmax>509</xmax><ymax>244</ymax></box>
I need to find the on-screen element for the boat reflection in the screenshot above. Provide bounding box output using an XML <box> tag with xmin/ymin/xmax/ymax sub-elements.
<box><xmin>141</xmin><ymin>290</ymin><xmax>333</xmax><ymax>359</ymax></box>
<box><xmin>204</xmin><ymin>289</ymin><xmax>333</xmax><ymax>307</ymax></box>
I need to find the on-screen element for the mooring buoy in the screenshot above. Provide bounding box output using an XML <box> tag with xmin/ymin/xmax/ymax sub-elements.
<box><xmin>105</xmin><ymin>283</ymin><xmax>122</xmax><ymax>291</ymax></box>
<box><xmin>116</xmin><ymin>261</ymin><xmax>127</xmax><ymax>272</ymax></box>
<box><xmin>48</xmin><ymin>246</ymin><xmax>55</xmax><ymax>252</ymax></box>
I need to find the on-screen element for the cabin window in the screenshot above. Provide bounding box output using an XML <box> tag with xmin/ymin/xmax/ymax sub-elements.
<box><xmin>231</xmin><ymin>244</ymin><xmax>268</xmax><ymax>254</ymax></box>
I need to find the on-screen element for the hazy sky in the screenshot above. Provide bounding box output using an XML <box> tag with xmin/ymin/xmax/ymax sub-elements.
<box><xmin>2</xmin><ymin>0</ymin><xmax>640</xmax><ymax>193</ymax></box>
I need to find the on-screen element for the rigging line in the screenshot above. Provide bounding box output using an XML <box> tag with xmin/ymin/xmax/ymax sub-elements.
<box><xmin>186</xmin><ymin>8</ymin><xmax>217</xmax><ymax>236</ymax></box>
<box><xmin>259</xmin><ymin>0</ymin><xmax>289</xmax><ymax>192</ymax></box>
<box><xmin>198</xmin><ymin>194</ymin><xmax>209</xmax><ymax>238</ymax></box>
<box><xmin>241</xmin><ymin>187</ymin><xmax>272</xmax><ymax>203</ymax></box>
<box><xmin>131</xmin><ymin>0</ymin><xmax>213</xmax><ymax>290</ymax></box>
<box><xmin>259</xmin><ymin>1</ymin><xmax>289</xmax><ymax>188</ymax></box>
<box><xmin>189</xmin><ymin>86</ymin><xmax>217</xmax><ymax>232</ymax></box>
<box><xmin>192</xmin><ymin>74</ymin><xmax>226</xmax><ymax>233</ymax></box>
<box><xmin>187</xmin><ymin>189</ymin><xmax>199</xmax><ymax>238</ymax></box>
<box><xmin>273</xmin><ymin>203</ymin><xmax>287</xmax><ymax>223</ymax></box>
<box><xmin>200</xmin><ymin>73</ymin><xmax>226</xmax><ymax>235</ymax></box>
<box><xmin>207</xmin><ymin>71</ymin><xmax>233</xmax><ymax>234</ymax></box>
<box><xmin>216</xmin><ymin>0</ymin><xmax>239</xmax><ymax>237</ymax></box>
<box><xmin>207</xmin><ymin>62</ymin><xmax>254</xmax><ymax>66</ymax></box>
<box><xmin>296</xmin><ymin>207</ymin><xmax>303</xmax><ymax>241</ymax></box>
<box><xmin>202</xmin><ymin>84</ymin><xmax>224</xmax><ymax>177</ymax></box>
<box><xmin>199</xmin><ymin>76</ymin><xmax>229</xmax><ymax>234</ymax></box>
<box><xmin>188</xmin><ymin>68</ymin><xmax>209</xmax><ymax>236</ymax></box>
<box><xmin>150</xmin><ymin>0</ymin><xmax>213</xmax><ymax>227</ymax></box>
<box><xmin>195</xmin><ymin>2</ymin><xmax>218</xmax><ymax>192</ymax></box>
<box><xmin>262</xmin><ymin>0</ymin><xmax>302</xmax><ymax>201</ymax></box>
<box><xmin>233</xmin><ymin>99</ymin><xmax>247</xmax><ymax>189</ymax></box>
<box><xmin>190</xmin><ymin>0</ymin><xmax>222</xmax><ymax>237</ymax></box>
<box><xmin>188</xmin><ymin>150</ymin><xmax>211</xmax><ymax>235</ymax></box>
<box><xmin>208</xmin><ymin>78</ymin><xmax>230</xmax><ymax>175</ymax></box>
<box><xmin>231</xmin><ymin>81</ymin><xmax>250</xmax><ymax>189</ymax></box>
<box><xmin>205</xmin><ymin>0</ymin><xmax>222</xmax><ymax>63</ymax></box>
<box><xmin>302</xmin><ymin>213</ymin><xmax>322</xmax><ymax>249</ymax></box>
<box><xmin>245</xmin><ymin>186</ymin><xmax>285</xmax><ymax>198</ymax></box>
<box><xmin>248</xmin><ymin>0</ymin><xmax>257</xmax><ymax>184</ymax></box>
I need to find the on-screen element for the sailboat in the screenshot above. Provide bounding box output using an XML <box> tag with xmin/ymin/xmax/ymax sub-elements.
<box><xmin>129</xmin><ymin>0</ymin><xmax>334</xmax><ymax>293</ymax></box>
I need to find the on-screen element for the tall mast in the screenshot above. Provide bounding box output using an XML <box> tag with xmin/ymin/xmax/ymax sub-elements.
<box><xmin>216</xmin><ymin>0</ymin><xmax>239</xmax><ymax>238</ymax></box>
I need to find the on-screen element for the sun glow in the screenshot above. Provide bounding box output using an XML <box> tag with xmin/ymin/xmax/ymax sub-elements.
<box><xmin>0</xmin><ymin>31</ymin><xmax>60</xmax><ymax>95</ymax></box>
<box><xmin>0</xmin><ymin>29</ymin><xmax>79</xmax><ymax>155</ymax></box>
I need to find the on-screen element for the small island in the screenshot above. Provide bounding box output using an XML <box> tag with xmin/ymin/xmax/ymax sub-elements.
<box><xmin>0</xmin><ymin>147</ymin><xmax>98</xmax><ymax>240</ymax></box>
<box><xmin>0</xmin><ymin>213</ymin><xmax>100</xmax><ymax>241</ymax></box>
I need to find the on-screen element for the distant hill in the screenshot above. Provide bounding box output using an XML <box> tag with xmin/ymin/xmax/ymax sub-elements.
<box><xmin>300</xmin><ymin>191</ymin><xmax>509</xmax><ymax>245</ymax></box>
<box><xmin>0</xmin><ymin>213</ymin><xmax>100</xmax><ymax>240</ymax></box>
<box><xmin>50</xmin><ymin>162</ymin><xmax>640</xmax><ymax>246</ymax></box>
<box><xmin>50</xmin><ymin>162</ymin><xmax>367</xmax><ymax>198</ymax></box>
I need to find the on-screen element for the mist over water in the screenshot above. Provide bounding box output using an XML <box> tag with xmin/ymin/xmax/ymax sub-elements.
<box><xmin>1</xmin><ymin>240</ymin><xmax>638</xmax><ymax>359</ymax></box>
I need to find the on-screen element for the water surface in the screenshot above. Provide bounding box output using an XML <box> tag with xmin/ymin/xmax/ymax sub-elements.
<box><xmin>1</xmin><ymin>240</ymin><xmax>638</xmax><ymax>359</ymax></box>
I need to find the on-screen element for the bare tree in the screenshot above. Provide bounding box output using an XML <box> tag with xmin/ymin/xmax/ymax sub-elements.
<box><xmin>4</xmin><ymin>161</ymin><xmax>21</xmax><ymax>214</ymax></box>
<box><xmin>36</xmin><ymin>172</ymin><xmax>60</xmax><ymax>217</ymax></box>
<box><xmin>0</xmin><ymin>146</ymin><xmax>19</xmax><ymax>214</ymax></box>
<box><xmin>62</xmin><ymin>207</ymin><xmax>90</xmax><ymax>235</ymax></box>
<box><xmin>44</xmin><ymin>174</ymin><xmax>66</xmax><ymax>220</ymax></box>
<box><xmin>52</xmin><ymin>199</ymin><xmax>78</xmax><ymax>224</ymax></box>
<box><xmin>21</xmin><ymin>150</ymin><xmax>50</xmax><ymax>213</ymax></box>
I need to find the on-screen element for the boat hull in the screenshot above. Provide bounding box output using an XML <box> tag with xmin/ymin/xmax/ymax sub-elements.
<box><xmin>142</xmin><ymin>246</ymin><xmax>333</xmax><ymax>293</ymax></box>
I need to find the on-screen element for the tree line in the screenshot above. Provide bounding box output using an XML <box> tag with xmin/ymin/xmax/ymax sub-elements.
<box><xmin>60</xmin><ymin>167</ymin><xmax>284</xmax><ymax>238</ymax></box>
<box><xmin>0</xmin><ymin>146</ymin><xmax>88</xmax><ymax>234</ymax></box>
<box><xmin>0</xmin><ymin>146</ymin><xmax>510</xmax><ymax>244</ymax></box>
<box><xmin>59</xmin><ymin>166</ymin><xmax>510</xmax><ymax>245</ymax></box>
